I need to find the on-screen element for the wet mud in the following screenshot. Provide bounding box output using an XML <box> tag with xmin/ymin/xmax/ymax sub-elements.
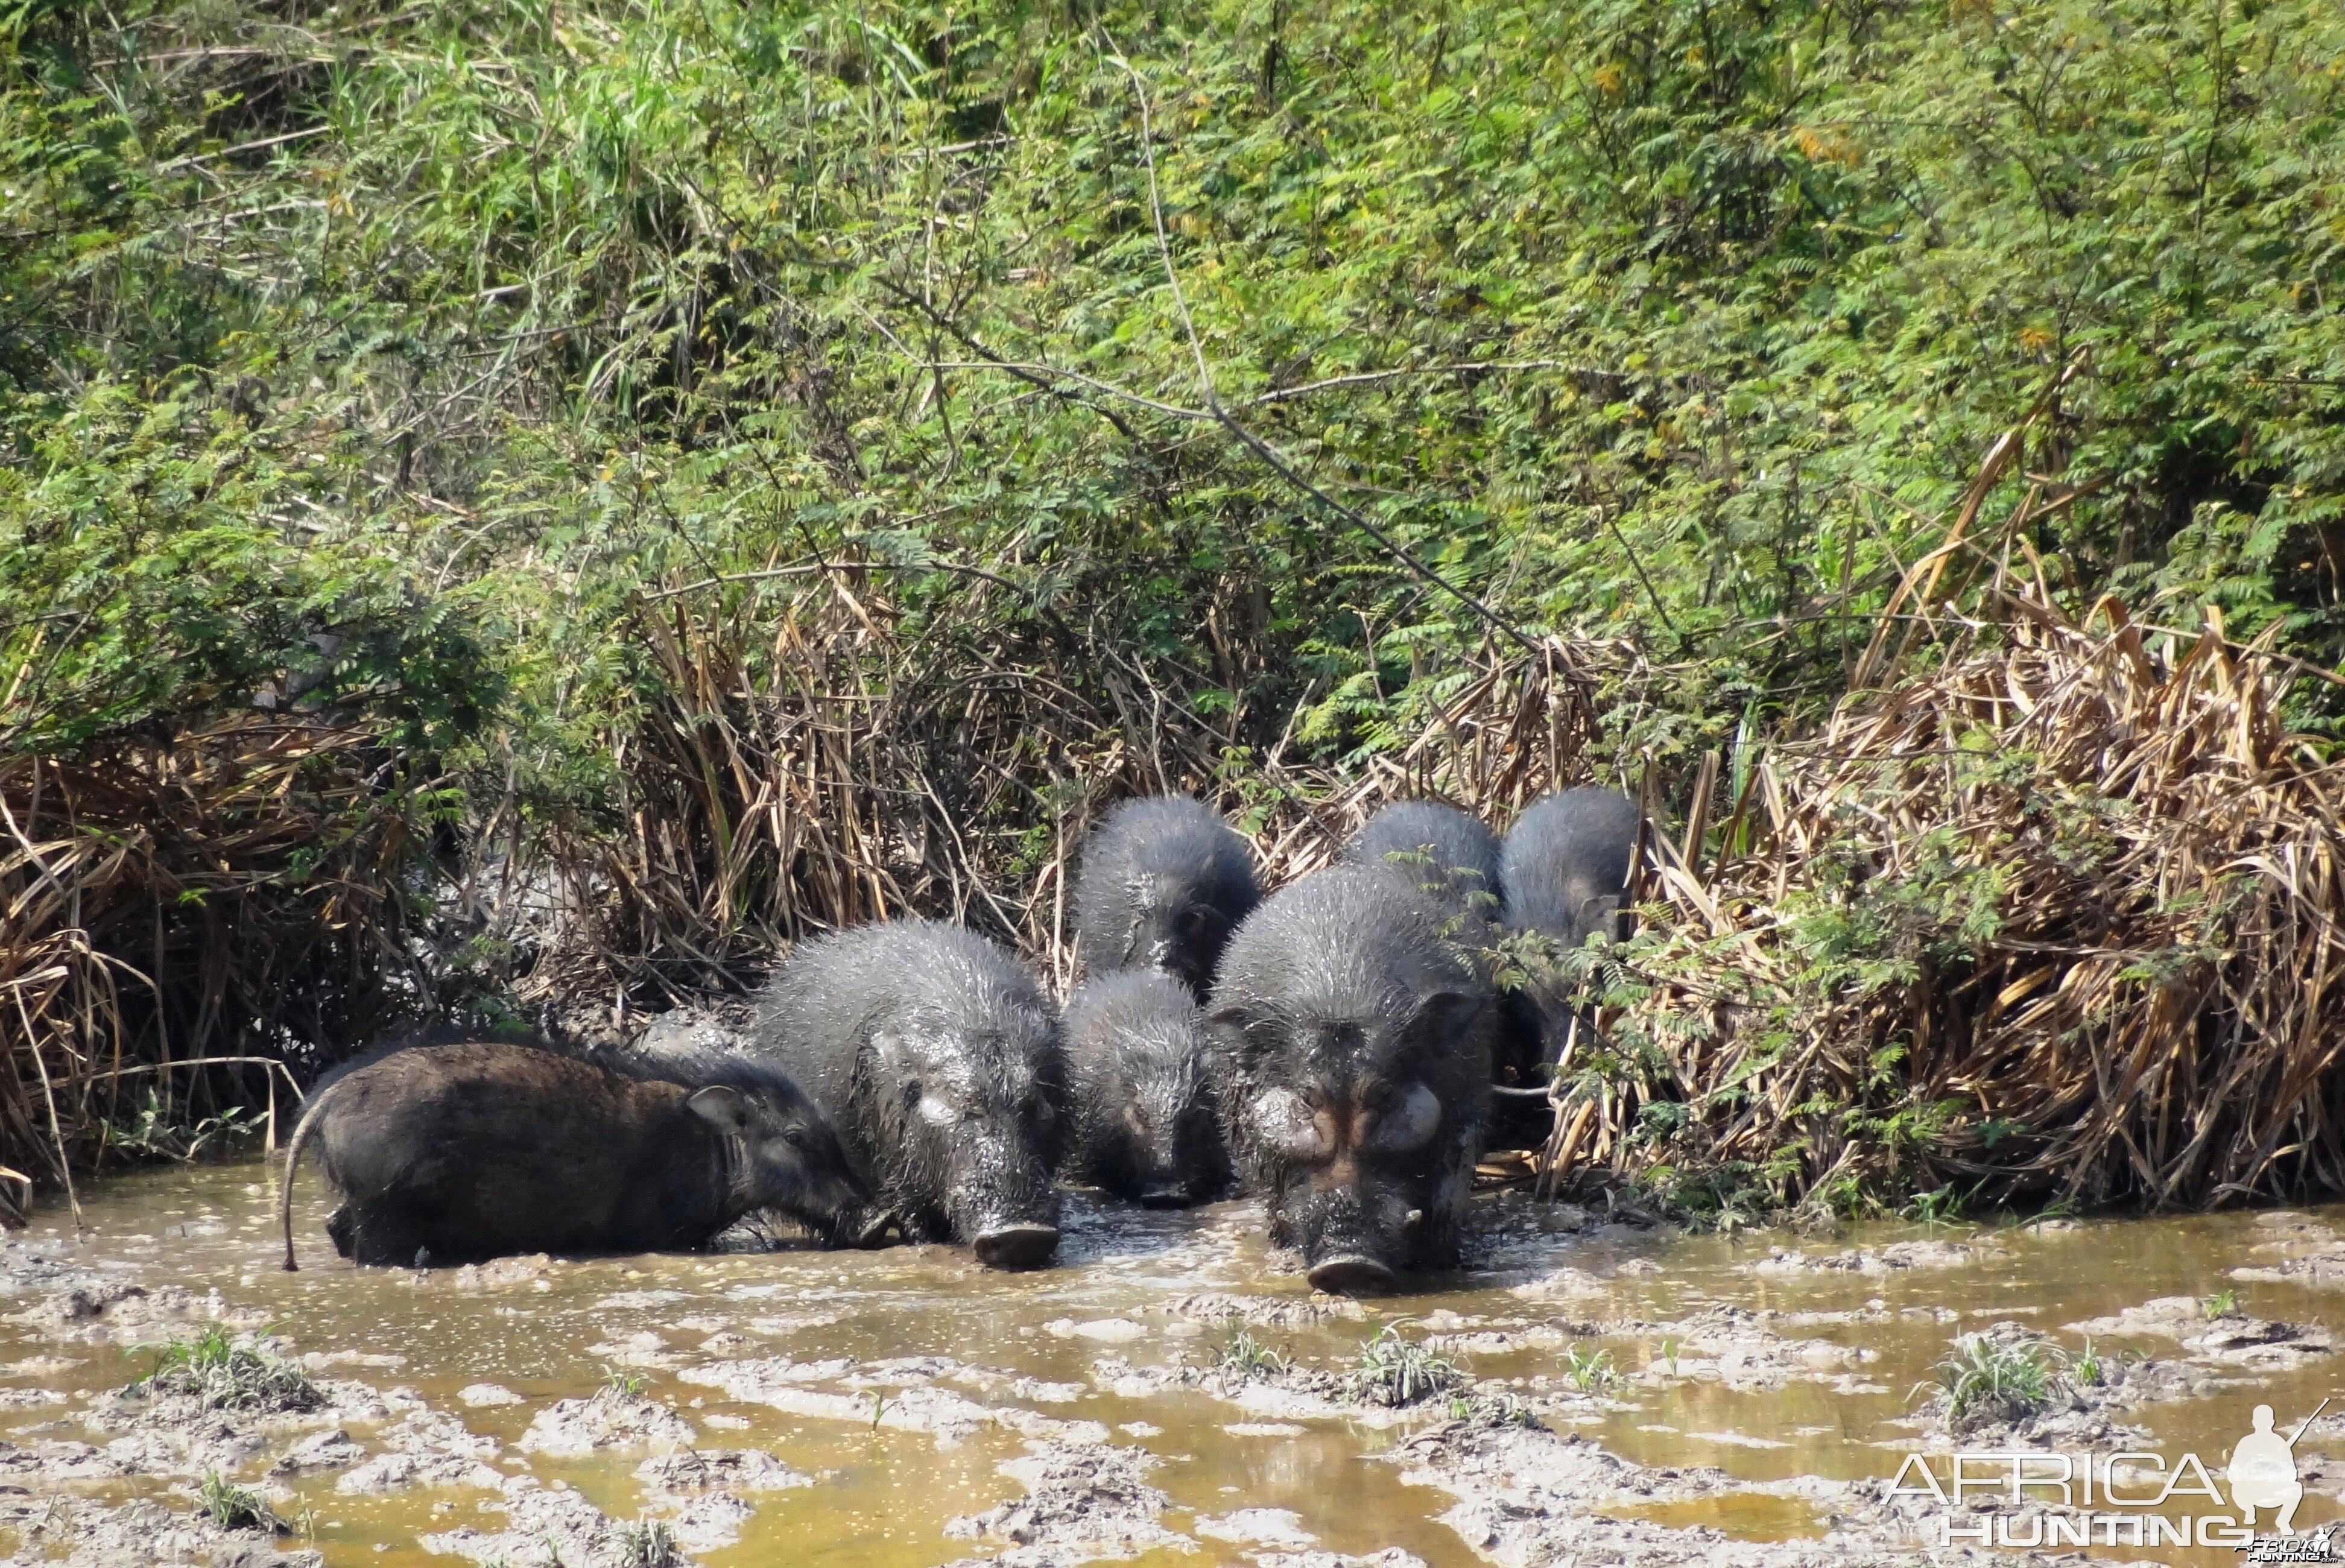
<box><xmin>4</xmin><ymin>1169</ymin><xmax>2344</xmax><ymax>1566</ymax></box>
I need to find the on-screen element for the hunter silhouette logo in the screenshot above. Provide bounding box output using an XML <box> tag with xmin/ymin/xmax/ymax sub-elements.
<box><xmin>2230</xmin><ymin>1399</ymin><xmax>2326</xmax><ymax>1534</ymax></box>
<box><xmin>1885</xmin><ymin>1396</ymin><xmax>2336</xmax><ymax>1549</ymax></box>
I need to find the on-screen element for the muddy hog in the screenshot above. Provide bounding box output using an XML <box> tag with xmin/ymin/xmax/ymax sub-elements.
<box><xmin>279</xmin><ymin>1039</ymin><xmax>876</xmax><ymax>1269</ymax></box>
<box><xmin>754</xmin><ymin>918</ymin><xmax>1070</xmax><ymax>1269</ymax></box>
<box><xmin>1063</xmin><ymin>970</ymin><xmax>1233</xmax><ymax>1207</ymax></box>
<box><xmin>1206</xmin><ymin>867</ymin><xmax>1496</xmax><ymax>1294</ymax></box>
<box><xmin>1500</xmin><ymin>788</ymin><xmax>1642</xmax><ymax>1064</ymax></box>
<box><xmin>1072</xmin><ymin>796</ymin><xmax>1261</xmax><ymax>999</ymax></box>
<box><xmin>1344</xmin><ymin>801</ymin><xmax>1504</xmax><ymax>914</ymax></box>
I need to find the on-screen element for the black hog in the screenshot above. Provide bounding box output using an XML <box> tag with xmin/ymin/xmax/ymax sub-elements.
<box><xmin>278</xmin><ymin>1038</ymin><xmax>876</xmax><ymax>1269</ymax></box>
<box><xmin>1345</xmin><ymin>801</ymin><xmax>1504</xmax><ymax>914</ymax></box>
<box><xmin>1500</xmin><ymin>788</ymin><xmax>1643</xmax><ymax>1064</ymax></box>
<box><xmin>1206</xmin><ymin>867</ymin><xmax>1495</xmax><ymax>1295</ymax></box>
<box><xmin>1072</xmin><ymin>796</ymin><xmax>1261</xmax><ymax>999</ymax></box>
<box><xmin>753</xmin><ymin>919</ymin><xmax>1070</xmax><ymax>1269</ymax></box>
<box><xmin>1063</xmin><ymin>970</ymin><xmax>1233</xmax><ymax>1208</ymax></box>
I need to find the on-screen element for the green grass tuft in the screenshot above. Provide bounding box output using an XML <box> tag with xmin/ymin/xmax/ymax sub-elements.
<box><xmin>128</xmin><ymin>1324</ymin><xmax>320</xmax><ymax>1415</ymax></box>
<box><xmin>1347</xmin><ymin>1322</ymin><xmax>1465</xmax><ymax>1408</ymax></box>
<box><xmin>1214</xmin><ymin>1326</ymin><xmax>1292</xmax><ymax>1383</ymax></box>
<box><xmin>199</xmin><ymin>1472</ymin><xmax>277</xmax><ymax>1533</ymax></box>
<box><xmin>615</xmin><ymin>1517</ymin><xmax>682</xmax><ymax>1568</ymax></box>
<box><xmin>1913</xmin><ymin>1334</ymin><xmax>2069</xmax><ymax>1432</ymax></box>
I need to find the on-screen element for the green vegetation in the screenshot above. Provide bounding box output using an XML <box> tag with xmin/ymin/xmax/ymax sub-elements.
<box><xmin>198</xmin><ymin>1472</ymin><xmax>277</xmax><ymax>1534</ymax></box>
<box><xmin>1562</xmin><ymin>1344</ymin><xmax>1619</xmax><ymax>1392</ymax></box>
<box><xmin>2072</xmin><ymin>1337</ymin><xmax>2104</xmax><ymax>1388</ymax></box>
<box><xmin>615</xmin><ymin>1518</ymin><xmax>682</xmax><ymax>1568</ymax></box>
<box><xmin>1904</xmin><ymin>1181</ymin><xmax>1983</xmax><ymax>1228</ymax></box>
<box><xmin>1214</xmin><ymin>1325</ymin><xmax>1291</xmax><ymax>1382</ymax></box>
<box><xmin>128</xmin><ymin>1324</ymin><xmax>321</xmax><ymax>1414</ymax></box>
<box><xmin>1448</xmin><ymin>1388</ymin><xmax>1542</xmax><ymax>1428</ymax></box>
<box><xmin>5</xmin><ymin>0</ymin><xmax>2344</xmax><ymax>1206</ymax></box>
<box><xmin>10</xmin><ymin>0</ymin><xmax>2341</xmax><ymax>852</ymax></box>
<box><xmin>98</xmin><ymin>1093</ymin><xmax>262</xmax><ymax>1162</ymax></box>
<box><xmin>1347</xmin><ymin>1321</ymin><xmax>1464</xmax><ymax>1407</ymax></box>
<box><xmin>2205</xmin><ymin>1288</ymin><xmax>2242</xmax><ymax>1318</ymax></box>
<box><xmin>12</xmin><ymin>0</ymin><xmax>2345</xmax><ymax>757</ymax></box>
<box><xmin>1914</xmin><ymin>1333</ymin><xmax>2069</xmax><ymax>1432</ymax></box>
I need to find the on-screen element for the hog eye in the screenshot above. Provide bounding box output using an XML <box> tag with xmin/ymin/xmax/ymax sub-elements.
<box><xmin>783</xmin><ymin>1127</ymin><xmax>812</xmax><ymax>1152</ymax></box>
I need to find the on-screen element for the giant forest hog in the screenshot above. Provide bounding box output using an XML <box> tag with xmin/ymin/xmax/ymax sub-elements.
<box><xmin>279</xmin><ymin>1039</ymin><xmax>875</xmax><ymax>1268</ymax></box>
<box><xmin>754</xmin><ymin>919</ymin><xmax>1071</xmax><ymax>1269</ymax></box>
<box><xmin>1206</xmin><ymin>867</ymin><xmax>1496</xmax><ymax>1294</ymax></box>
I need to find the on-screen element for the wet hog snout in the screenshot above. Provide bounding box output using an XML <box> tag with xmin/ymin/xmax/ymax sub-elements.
<box><xmin>972</xmin><ymin>1223</ymin><xmax>1061</xmax><ymax>1269</ymax></box>
<box><xmin>1306</xmin><ymin>1254</ymin><xmax>1397</xmax><ymax>1295</ymax></box>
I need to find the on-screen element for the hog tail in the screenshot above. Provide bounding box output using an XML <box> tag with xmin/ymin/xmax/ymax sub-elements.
<box><xmin>277</xmin><ymin>1078</ymin><xmax>340</xmax><ymax>1271</ymax></box>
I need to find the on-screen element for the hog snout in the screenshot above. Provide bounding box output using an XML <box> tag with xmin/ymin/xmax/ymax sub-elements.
<box><xmin>972</xmin><ymin>1223</ymin><xmax>1062</xmax><ymax>1269</ymax></box>
<box><xmin>946</xmin><ymin>1120</ymin><xmax>1063</xmax><ymax>1265</ymax></box>
<box><xmin>1306</xmin><ymin>1254</ymin><xmax>1398</xmax><ymax>1295</ymax></box>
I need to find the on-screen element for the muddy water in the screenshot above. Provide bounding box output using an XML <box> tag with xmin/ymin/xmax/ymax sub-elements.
<box><xmin>7</xmin><ymin>1162</ymin><xmax>2345</xmax><ymax>1567</ymax></box>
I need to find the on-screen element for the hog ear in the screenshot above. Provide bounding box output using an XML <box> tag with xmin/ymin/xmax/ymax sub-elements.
<box><xmin>685</xmin><ymin>1085</ymin><xmax>753</xmax><ymax>1137</ymax></box>
<box><xmin>1405</xmin><ymin>989</ymin><xmax>1487</xmax><ymax>1047</ymax></box>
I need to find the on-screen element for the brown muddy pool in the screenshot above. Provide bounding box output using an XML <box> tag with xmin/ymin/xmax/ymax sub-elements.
<box><xmin>6</xmin><ymin>1161</ymin><xmax>2345</xmax><ymax>1567</ymax></box>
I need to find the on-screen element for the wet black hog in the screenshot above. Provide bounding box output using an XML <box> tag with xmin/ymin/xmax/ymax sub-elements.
<box><xmin>753</xmin><ymin>918</ymin><xmax>1070</xmax><ymax>1269</ymax></box>
<box><xmin>1063</xmin><ymin>970</ymin><xmax>1233</xmax><ymax>1208</ymax></box>
<box><xmin>278</xmin><ymin>1038</ymin><xmax>876</xmax><ymax>1269</ymax></box>
<box><xmin>1072</xmin><ymin>796</ymin><xmax>1261</xmax><ymax>999</ymax></box>
<box><xmin>1500</xmin><ymin>788</ymin><xmax>1643</xmax><ymax>1064</ymax></box>
<box><xmin>1345</xmin><ymin>801</ymin><xmax>1504</xmax><ymax>914</ymax></box>
<box><xmin>1206</xmin><ymin>867</ymin><xmax>1495</xmax><ymax>1295</ymax></box>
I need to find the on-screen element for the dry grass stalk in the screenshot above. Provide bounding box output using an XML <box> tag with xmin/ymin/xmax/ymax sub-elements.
<box><xmin>0</xmin><ymin>716</ymin><xmax>414</xmax><ymax>1219</ymax></box>
<box><xmin>1569</xmin><ymin>590</ymin><xmax>2345</xmax><ymax>1209</ymax></box>
<box><xmin>517</xmin><ymin>570</ymin><xmax>1604</xmax><ymax>1008</ymax></box>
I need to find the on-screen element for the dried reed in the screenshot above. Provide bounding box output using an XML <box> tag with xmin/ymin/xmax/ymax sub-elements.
<box><xmin>1553</xmin><ymin>589</ymin><xmax>2345</xmax><ymax>1209</ymax></box>
<box><xmin>0</xmin><ymin>716</ymin><xmax>414</xmax><ymax>1222</ymax></box>
<box><xmin>517</xmin><ymin>569</ymin><xmax>1602</xmax><ymax>1007</ymax></box>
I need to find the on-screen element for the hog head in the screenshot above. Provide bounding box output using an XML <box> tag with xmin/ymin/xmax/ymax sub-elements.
<box><xmin>872</xmin><ymin>1010</ymin><xmax>1067</xmax><ymax>1268</ymax></box>
<box><xmin>1212</xmin><ymin>990</ymin><xmax>1486</xmax><ymax>1294</ymax></box>
<box><xmin>1115</xmin><ymin>869</ymin><xmax>1241</xmax><ymax>999</ymax></box>
<box><xmin>1101</xmin><ymin>1023</ymin><xmax>1229</xmax><ymax>1207</ymax></box>
<box><xmin>686</xmin><ymin>1080</ymin><xmax>888</xmax><ymax>1248</ymax></box>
